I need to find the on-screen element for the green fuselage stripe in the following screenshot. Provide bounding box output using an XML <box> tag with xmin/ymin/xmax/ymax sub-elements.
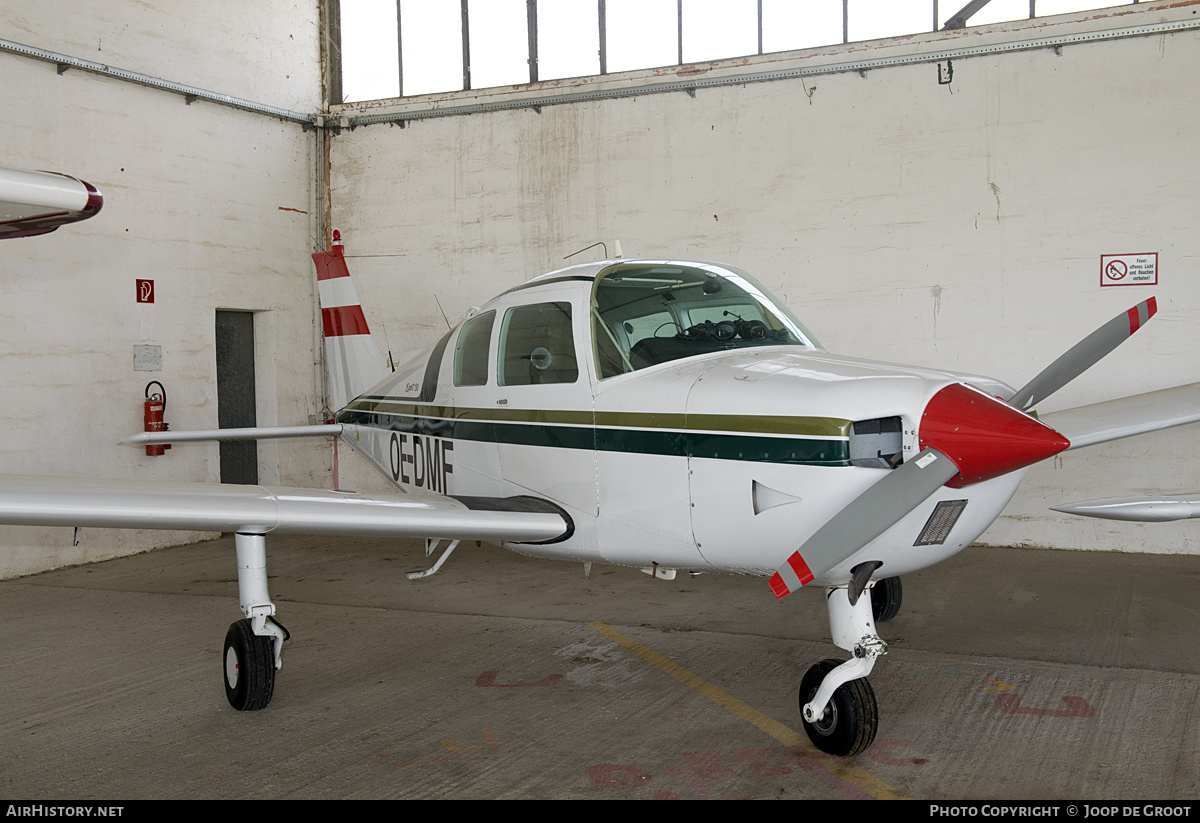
<box><xmin>338</xmin><ymin>401</ymin><xmax>851</xmax><ymax>466</ymax></box>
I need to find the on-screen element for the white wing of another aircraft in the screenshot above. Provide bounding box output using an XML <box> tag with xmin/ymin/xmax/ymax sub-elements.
<box><xmin>0</xmin><ymin>167</ymin><xmax>103</xmax><ymax>238</ymax></box>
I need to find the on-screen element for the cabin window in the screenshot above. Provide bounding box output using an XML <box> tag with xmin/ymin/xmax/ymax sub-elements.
<box><xmin>498</xmin><ymin>302</ymin><xmax>578</xmax><ymax>386</ymax></box>
<box><xmin>453</xmin><ymin>310</ymin><xmax>495</xmax><ymax>387</ymax></box>
<box><xmin>590</xmin><ymin>263</ymin><xmax>821</xmax><ymax>378</ymax></box>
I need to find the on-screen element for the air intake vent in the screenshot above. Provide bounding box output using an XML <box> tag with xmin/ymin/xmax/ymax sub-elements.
<box><xmin>915</xmin><ymin>499</ymin><xmax>968</xmax><ymax>546</ymax></box>
<box><xmin>849</xmin><ymin>416</ymin><xmax>903</xmax><ymax>468</ymax></box>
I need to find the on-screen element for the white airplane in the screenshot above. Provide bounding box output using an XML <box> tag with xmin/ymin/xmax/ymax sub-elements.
<box><xmin>3</xmin><ymin>218</ymin><xmax>1199</xmax><ymax>757</ymax></box>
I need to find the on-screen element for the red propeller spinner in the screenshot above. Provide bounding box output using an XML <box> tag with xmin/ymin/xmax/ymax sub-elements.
<box><xmin>919</xmin><ymin>383</ymin><xmax>1070</xmax><ymax>488</ymax></box>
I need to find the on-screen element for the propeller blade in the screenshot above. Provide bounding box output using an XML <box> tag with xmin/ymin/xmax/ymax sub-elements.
<box><xmin>1007</xmin><ymin>297</ymin><xmax>1157</xmax><ymax>412</ymax></box>
<box><xmin>769</xmin><ymin>447</ymin><xmax>959</xmax><ymax>599</ymax></box>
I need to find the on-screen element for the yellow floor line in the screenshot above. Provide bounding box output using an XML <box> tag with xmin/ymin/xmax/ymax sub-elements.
<box><xmin>587</xmin><ymin>621</ymin><xmax>908</xmax><ymax>800</ymax></box>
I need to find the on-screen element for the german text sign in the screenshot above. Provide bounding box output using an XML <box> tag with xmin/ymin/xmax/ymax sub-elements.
<box><xmin>1100</xmin><ymin>253</ymin><xmax>1157</xmax><ymax>286</ymax></box>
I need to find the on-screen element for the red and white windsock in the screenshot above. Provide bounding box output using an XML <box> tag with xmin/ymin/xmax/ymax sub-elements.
<box><xmin>312</xmin><ymin>230</ymin><xmax>387</xmax><ymax>411</ymax></box>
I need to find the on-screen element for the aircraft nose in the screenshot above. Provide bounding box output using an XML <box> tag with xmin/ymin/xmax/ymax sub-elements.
<box><xmin>919</xmin><ymin>383</ymin><xmax>1070</xmax><ymax>488</ymax></box>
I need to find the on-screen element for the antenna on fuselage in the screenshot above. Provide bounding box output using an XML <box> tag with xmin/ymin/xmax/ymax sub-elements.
<box><xmin>433</xmin><ymin>294</ymin><xmax>451</xmax><ymax>331</ymax></box>
<box><xmin>379</xmin><ymin>325</ymin><xmax>396</xmax><ymax>372</ymax></box>
<box><xmin>614</xmin><ymin>240</ymin><xmax>623</xmax><ymax>259</ymax></box>
<box><xmin>562</xmin><ymin>241</ymin><xmax>608</xmax><ymax>260</ymax></box>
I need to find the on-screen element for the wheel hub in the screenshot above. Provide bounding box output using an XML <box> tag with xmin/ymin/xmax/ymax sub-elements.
<box><xmin>225</xmin><ymin>646</ymin><xmax>240</xmax><ymax>689</ymax></box>
<box><xmin>809</xmin><ymin>690</ymin><xmax>837</xmax><ymax>735</ymax></box>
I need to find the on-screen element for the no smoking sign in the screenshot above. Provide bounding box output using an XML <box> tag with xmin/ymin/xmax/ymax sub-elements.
<box><xmin>1100</xmin><ymin>253</ymin><xmax>1157</xmax><ymax>286</ymax></box>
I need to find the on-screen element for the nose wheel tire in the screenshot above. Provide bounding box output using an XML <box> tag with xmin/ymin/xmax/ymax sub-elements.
<box><xmin>223</xmin><ymin>619</ymin><xmax>275</xmax><ymax>711</ymax></box>
<box><xmin>871</xmin><ymin>576</ymin><xmax>903</xmax><ymax>622</ymax></box>
<box><xmin>799</xmin><ymin>658</ymin><xmax>878</xmax><ymax>756</ymax></box>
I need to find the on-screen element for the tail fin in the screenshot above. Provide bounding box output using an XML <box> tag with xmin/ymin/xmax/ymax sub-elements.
<box><xmin>312</xmin><ymin>230</ymin><xmax>387</xmax><ymax>411</ymax></box>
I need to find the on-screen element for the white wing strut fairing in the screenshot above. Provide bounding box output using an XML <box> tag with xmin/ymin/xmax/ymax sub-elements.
<box><xmin>1052</xmin><ymin>494</ymin><xmax>1200</xmax><ymax>522</ymax></box>
<box><xmin>120</xmin><ymin>423</ymin><xmax>344</xmax><ymax>446</ymax></box>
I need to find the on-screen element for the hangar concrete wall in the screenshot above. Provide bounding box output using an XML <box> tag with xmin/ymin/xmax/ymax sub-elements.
<box><xmin>327</xmin><ymin>3</ymin><xmax>1200</xmax><ymax>555</ymax></box>
<box><xmin>0</xmin><ymin>3</ymin><xmax>326</xmax><ymax>577</ymax></box>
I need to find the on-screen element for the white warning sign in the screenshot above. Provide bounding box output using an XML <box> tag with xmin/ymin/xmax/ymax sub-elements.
<box><xmin>1100</xmin><ymin>253</ymin><xmax>1157</xmax><ymax>286</ymax></box>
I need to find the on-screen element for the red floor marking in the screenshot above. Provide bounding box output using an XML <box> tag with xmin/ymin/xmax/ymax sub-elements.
<box><xmin>474</xmin><ymin>669</ymin><xmax>563</xmax><ymax>687</ymax></box>
<box><xmin>993</xmin><ymin>694</ymin><xmax>1096</xmax><ymax>717</ymax></box>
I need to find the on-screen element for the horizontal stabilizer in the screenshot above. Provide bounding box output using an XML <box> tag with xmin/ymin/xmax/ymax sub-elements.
<box><xmin>1052</xmin><ymin>494</ymin><xmax>1200</xmax><ymax>522</ymax></box>
<box><xmin>0</xmin><ymin>475</ymin><xmax>571</xmax><ymax>544</ymax></box>
<box><xmin>121</xmin><ymin>423</ymin><xmax>343</xmax><ymax>447</ymax></box>
<box><xmin>1038</xmin><ymin>382</ymin><xmax>1200</xmax><ymax>450</ymax></box>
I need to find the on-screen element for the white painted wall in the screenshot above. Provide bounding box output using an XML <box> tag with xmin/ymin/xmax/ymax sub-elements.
<box><xmin>328</xmin><ymin>3</ymin><xmax>1200</xmax><ymax>555</ymax></box>
<box><xmin>0</xmin><ymin>3</ymin><xmax>326</xmax><ymax>577</ymax></box>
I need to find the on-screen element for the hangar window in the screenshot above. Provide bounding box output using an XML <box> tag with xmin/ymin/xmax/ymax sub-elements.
<box><xmin>336</xmin><ymin>1</ymin><xmax>1148</xmax><ymax>104</ymax></box>
<box><xmin>454</xmin><ymin>310</ymin><xmax>495</xmax><ymax>387</ymax></box>
<box><xmin>499</xmin><ymin>302</ymin><xmax>579</xmax><ymax>386</ymax></box>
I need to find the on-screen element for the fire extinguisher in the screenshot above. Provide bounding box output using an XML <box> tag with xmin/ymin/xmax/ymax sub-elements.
<box><xmin>143</xmin><ymin>381</ymin><xmax>171</xmax><ymax>456</ymax></box>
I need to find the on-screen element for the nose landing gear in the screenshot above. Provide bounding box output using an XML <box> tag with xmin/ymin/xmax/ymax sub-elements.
<box><xmin>799</xmin><ymin>658</ymin><xmax>878</xmax><ymax>756</ymax></box>
<box><xmin>798</xmin><ymin>584</ymin><xmax>886</xmax><ymax>756</ymax></box>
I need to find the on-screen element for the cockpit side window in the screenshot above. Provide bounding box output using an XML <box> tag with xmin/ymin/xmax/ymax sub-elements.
<box><xmin>499</xmin><ymin>302</ymin><xmax>578</xmax><ymax>386</ymax></box>
<box><xmin>453</xmin><ymin>310</ymin><xmax>495</xmax><ymax>387</ymax></box>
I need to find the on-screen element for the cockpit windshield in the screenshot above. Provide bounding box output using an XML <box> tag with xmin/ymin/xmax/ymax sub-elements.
<box><xmin>591</xmin><ymin>262</ymin><xmax>822</xmax><ymax>379</ymax></box>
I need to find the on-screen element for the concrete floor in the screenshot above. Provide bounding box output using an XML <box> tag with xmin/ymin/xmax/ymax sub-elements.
<box><xmin>1</xmin><ymin>534</ymin><xmax>1198</xmax><ymax>800</ymax></box>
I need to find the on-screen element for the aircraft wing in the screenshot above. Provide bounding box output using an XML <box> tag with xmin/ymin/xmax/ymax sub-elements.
<box><xmin>1037</xmin><ymin>382</ymin><xmax>1200</xmax><ymax>450</ymax></box>
<box><xmin>0</xmin><ymin>474</ymin><xmax>571</xmax><ymax>543</ymax></box>
<box><xmin>0</xmin><ymin>167</ymin><xmax>103</xmax><ymax>239</ymax></box>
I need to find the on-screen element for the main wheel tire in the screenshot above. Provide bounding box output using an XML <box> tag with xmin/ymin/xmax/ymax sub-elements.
<box><xmin>799</xmin><ymin>658</ymin><xmax>878</xmax><ymax>756</ymax></box>
<box><xmin>871</xmin><ymin>576</ymin><xmax>903</xmax><ymax>622</ymax></box>
<box><xmin>223</xmin><ymin>619</ymin><xmax>275</xmax><ymax>711</ymax></box>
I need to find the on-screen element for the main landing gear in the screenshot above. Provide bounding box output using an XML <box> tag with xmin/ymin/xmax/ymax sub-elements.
<box><xmin>798</xmin><ymin>583</ymin><xmax>886</xmax><ymax>756</ymax></box>
<box><xmin>223</xmin><ymin>532</ymin><xmax>289</xmax><ymax>711</ymax></box>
